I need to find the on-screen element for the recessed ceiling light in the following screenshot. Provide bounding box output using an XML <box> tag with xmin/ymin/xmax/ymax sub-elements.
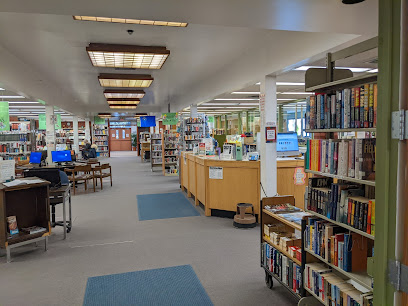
<box><xmin>294</xmin><ymin>66</ymin><xmax>370</xmax><ymax>73</ymax></box>
<box><xmin>8</xmin><ymin>101</ymin><xmax>40</xmax><ymax>104</ymax></box>
<box><xmin>104</xmin><ymin>89</ymin><xmax>145</xmax><ymax>99</ymax></box>
<box><xmin>276</xmin><ymin>82</ymin><xmax>305</xmax><ymax>86</ymax></box>
<box><xmin>109</xmin><ymin>104</ymin><xmax>138</xmax><ymax>109</ymax></box>
<box><xmin>0</xmin><ymin>88</ymin><xmax>4</xmax><ymax>91</ymax></box>
<box><xmin>0</xmin><ymin>95</ymin><xmax>25</xmax><ymax>99</ymax></box>
<box><xmin>231</xmin><ymin>91</ymin><xmax>260</xmax><ymax>95</ymax></box>
<box><xmin>107</xmin><ymin>98</ymin><xmax>140</xmax><ymax>105</ymax></box>
<box><xmin>87</xmin><ymin>44</ymin><xmax>170</xmax><ymax>69</ymax></box>
<box><xmin>201</xmin><ymin>103</ymin><xmax>239</xmax><ymax>106</ymax></box>
<box><xmin>214</xmin><ymin>98</ymin><xmax>259</xmax><ymax>101</ymax></box>
<box><xmin>73</xmin><ymin>16</ymin><xmax>188</xmax><ymax>27</ymax></box>
<box><xmin>98</xmin><ymin>74</ymin><xmax>153</xmax><ymax>88</ymax></box>
<box><xmin>9</xmin><ymin>106</ymin><xmax>45</xmax><ymax>108</ymax></box>
<box><xmin>277</xmin><ymin>99</ymin><xmax>296</xmax><ymax>101</ymax></box>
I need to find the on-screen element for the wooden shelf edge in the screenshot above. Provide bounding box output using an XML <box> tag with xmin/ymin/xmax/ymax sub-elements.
<box><xmin>304</xmin><ymin>209</ymin><xmax>375</xmax><ymax>240</ymax></box>
<box><xmin>304</xmin><ymin>248</ymin><xmax>373</xmax><ymax>291</ymax></box>
<box><xmin>304</xmin><ymin>287</ymin><xmax>325</xmax><ymax>305</ymax></box>
<box><xmin>263</xmin><ymin>236</ymin><xmax>301</xmax><ymax>266</ymax></box>
<box><xmin>306</xmin><ymin>73</ymin><xmax>378</xmax><ymax>92</ymax></box>
<box><xmin>262</xmin><ymin>209</ymin><xmax>302</xmax><ymax>231</ymax></box>
<box><xmin>304</xmin><ymin>169</ymin><xmax>375</xmax><ymax>186</ymax></box>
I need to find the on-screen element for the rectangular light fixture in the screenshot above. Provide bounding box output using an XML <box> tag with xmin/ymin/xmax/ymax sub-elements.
<box><xmin>294</xmin><ymin>66</ymin><xmax>370</xmax><ymax>73</ymax></box>
<box><xmin>109</xmin><ymin>105</ymin><xmax>138</xmax><ymax>109</ymax></box>
<box><xmin>87</xmin><ymin>44</ymin><xmax>170</xmax><ymax>69</ymax></box>
<box><xmin>0</xmin><ymin>88</ymin><xmax>4</xmax><ymax>90</ymax></box>
<box><xmin>98</xmin><ymin>74</ymin><xmax>153</xmax><ymax>88</ymax></box>
<box><xmin>107</xmin><ymin>99</ymin><xmax>140</xmax><ymax>105</ymax></box>
<box><xmin>214</xmin><ymin>98</ymin><xmax>259</xmax><ymax>101</ymax></box>
<box><xmin>231</xmin><ymin>91</ymin><xmax>260</xmax><ymax>95</ymax></box>
<box><xmin>98</xmin><ymin>113</ymin><xmax>112</xmax><ymax>118</ymax></box>
<box><xmin>276</xmin><ymin>82</ymin><xmax>305</xmax><ymax>86</ymax></box>
<box><xmin>73</xmin><ymin>16</ymin><xmax>188</xmax><ymax>27</ymax></box>
<box><xmin>104</xmin><ymin>89</ymin><xmax>145</xmax><ymax>99</ymax></box>
<box><xmin>200</xmin><ymin>103</ymin><xmax>239</xmax><ymax>106</ymax></box>
<box><xmin>0</xmin><ymin>95</ymin><xmax>25</xmax><ymax>99</ymax></box>
<box><xmin>368</xmin><ymin>68</ymin><xmax>378</xmax><ymax>73</ymax></box>
<box><xmin>8</xmin><ymin>101</ymin><xmax>40</xmax><ymax>104</ymax></box>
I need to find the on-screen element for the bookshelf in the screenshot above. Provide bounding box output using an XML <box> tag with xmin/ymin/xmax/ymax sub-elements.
<box><xmin>162</xmin><ymin>130</ymin><xmax>179</xmax><ymax>176</ymax></box>
<box><xmin>93</xmin><ymin>124</ymin><xmax>109</xmax><ymax>157</ymax></box>
<box><xmin>0</xmin><ymin>132</ymin><xmax>34</xmax><ymax>161</ymax></box>
<box><xmin>182</xmin><ymin>117</ymin><xmax>206</xmax><ymax>151</ymax></box>
<box><xmin>302</xmin><ymin>73</ymin><xmax>376</xmax><ymax>304</ymax></box>
<box><xmin>150</xmin><ymin>133</ymin><xmax>162</xmax><ymax>172</ymax></box>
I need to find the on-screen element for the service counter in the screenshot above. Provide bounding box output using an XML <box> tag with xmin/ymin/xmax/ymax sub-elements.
<box><xmin>179</xmin><ymin>153</ymin><xmax>308</xmax><ymax>217</ymax></box>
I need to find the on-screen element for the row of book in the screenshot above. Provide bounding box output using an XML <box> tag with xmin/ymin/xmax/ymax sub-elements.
<box><xmin>306</xmin><ymin>178</ymin><xmax>375</xmax><ymax>236</ymax></box>
<box><xmin>305</xmin><ymin>138</ymin><xmax>376</xmax><ymax>181</ymax></box>
<box><xmin>261</xmin><ymin>242</ymin><xmax>302</xmax><ymax>295</ymax></box>
<box><xmin>305</xmin><ymin>217</ymin><xmax>372</xmax><ymax>273</ymax></box>
<box><xmin>304</xmin><ymin>263</ymin><xmax>373</xmax><ymax>305</ymax></box>
<box><xmin>305</xmin><ymin>83</ymin><xmax>377</xmax><ymax>130</ymax></box>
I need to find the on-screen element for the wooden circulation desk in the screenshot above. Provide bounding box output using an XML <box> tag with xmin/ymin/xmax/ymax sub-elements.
<box><xmin>180</xmin><ymin>152</ymin><xmax>260</xmax><ymax>217</ymax></box>
<box><xmin>180</xmin><ymin>153</ymin><xmax>309</xmax><ymax>216</ymax></box>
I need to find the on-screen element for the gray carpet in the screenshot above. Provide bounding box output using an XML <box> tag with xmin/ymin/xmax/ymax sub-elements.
<box><xmin>0</xmin><ymin>153</ymin><xmax>297</xmax><ymax>306</ymax></box>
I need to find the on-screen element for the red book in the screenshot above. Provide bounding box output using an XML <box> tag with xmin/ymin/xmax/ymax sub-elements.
<box><xmin>334</xmin><ymin>233</ymin><xmax>345</xmax><ymax>266</ymax></box>
<box><xmin>347</xmin><ymin>199</ymin><xmax>353</xmax><ymax>225</ymax></box>
<box><xmin>367</xmin><ymin>200</ymin><xmax>372</xmax><ymax>234</ymax></box>
<box><xmin>318</xmin><ymin>140</ymin><xmax>322</xmax><ymax>172</ymax></box>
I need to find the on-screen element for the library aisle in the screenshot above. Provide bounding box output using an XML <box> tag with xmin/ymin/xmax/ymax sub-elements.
<box><xmin>0</xmin><ymin>156</ymin><xmax>297</xmax><ymax>306</ymax></box>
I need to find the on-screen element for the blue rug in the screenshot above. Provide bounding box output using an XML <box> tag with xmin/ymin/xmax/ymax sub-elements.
<box><xmin>137</xmin><ymin>192</ymin><xmax>200</xmax><ymax>221</ymax></box>
<box><xmin>83</xmin><ymin>265</ymin><xmax>213</xmax><ymax>306</ymax></box>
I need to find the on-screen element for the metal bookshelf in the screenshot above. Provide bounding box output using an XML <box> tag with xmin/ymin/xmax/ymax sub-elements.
<box><xmin>150</xmin><ymin>133</ymin><xmax>162</xmax><ymax>172</ymax></box>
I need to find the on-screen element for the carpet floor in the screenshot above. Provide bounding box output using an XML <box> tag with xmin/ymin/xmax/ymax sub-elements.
<box><xmin>0</xmin><ymin>152</ymin><xmax>297</xmax><ymax>306</ymax></box>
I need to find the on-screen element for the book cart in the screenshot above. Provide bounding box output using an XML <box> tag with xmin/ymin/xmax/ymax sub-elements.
<box><xmin>301</xmin><ymin>72</ymin><xmax>377</xmax><ymax>305</ymax></box>
<box><xmin>150</xmin><ymin>133</ymin><xmax>162</xmax><ymax>172</ymax></box>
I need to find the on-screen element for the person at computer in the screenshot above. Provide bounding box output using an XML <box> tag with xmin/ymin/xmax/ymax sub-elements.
<box><xmin>82</xmin><ymin>140</ymin><xmax>96</xmax><ymax>159</ymax></box>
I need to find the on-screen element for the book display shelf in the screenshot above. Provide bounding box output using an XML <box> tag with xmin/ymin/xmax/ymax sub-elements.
<box><xmin>302</xmin><ymin>74</ymin><xmax>376</xmax><ymax>305</ymax></box>
<box><xmin>162</xmin><ymin>130</ymin><xmax>179</xmax><ymax>176</ymax></box>
<box><xmin>0</xmin><ymin>132</ymin><xmax>35</xmax><ymax>161</ymax></box>
<box><xmin>260</xmin><ymin>196</ymin><xmax>306</xmax><ymax>300</ymax></box>
<box><xmin>150</xmin><ymin>133</ymin><xmax>162</xmax><ymax>172</ymax></box>
<box><xmin>93</xmin><ymin>124</ymin><xmax>109</xmax><ymax>157</ymax></box>
<box><xmin>182</xmin><ymin>117</ymin><xmax>206</xmax><ymax>151</ymax></box>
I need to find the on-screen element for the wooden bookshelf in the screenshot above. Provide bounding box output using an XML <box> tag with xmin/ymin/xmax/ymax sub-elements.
<box><xmin>263</xmin><ymin>236</ymin><xmax>301</xmax><ymax>265</ymax></box>
<box><xmin>304</xmin><ymin>169</ymin><xmax>376</xmax><ymax>186</ymax></box>
<box><xmin>262</xmin><ymin>209</ymin><xmax>302</xmax><ymax>231</ymax></box>
<box><xmin>305</xmin><ymin>128</ymin><xmax>376</xmax><ymax>133</ymax></box>
<box><xmin>304</xmin><ymin>287</ymin><xmax>325</xmax><ymax>305</ymax></box>
<box><xmin>304</xmin><ymin>248</ymin><xmax>373</xmax><ymax>290</ymax></box>
<box><xmin>150</xmin><ymin>133</ymin><xmax>162</xmax><ymax>172</ymax></box>
<box><xmin>304</xmin><ymin>209</ymin><xmax>375</xmax><ymax>240</ymax></box>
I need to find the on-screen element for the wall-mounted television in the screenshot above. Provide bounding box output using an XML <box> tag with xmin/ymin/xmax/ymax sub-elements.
<box><xmin>140</xmin><ymin>116</ymin><xmax>156</xmax><ymax>127</ymax></box>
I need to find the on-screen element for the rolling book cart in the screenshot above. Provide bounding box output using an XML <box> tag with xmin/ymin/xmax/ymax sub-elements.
<box><xmin>301</xmin><ymin>72</ymin><xmax>376</xmax><ymax>305</ymax></box>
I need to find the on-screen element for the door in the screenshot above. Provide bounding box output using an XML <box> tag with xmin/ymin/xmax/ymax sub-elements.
<box><xmin>110</xmin><ymin>128</ymin><xmax>132</xmax><ymax>151</ymax></box>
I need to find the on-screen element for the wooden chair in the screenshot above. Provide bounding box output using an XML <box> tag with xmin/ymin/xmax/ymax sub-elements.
<box><xmin>64</xmin><ymin>165</ymin><xmax>95</xmax><ymax>195</ymax></box>
<box><xmin>93</xmin><ymin>163</ymin><xmax>112</xmax><ymax>190</ymax></box>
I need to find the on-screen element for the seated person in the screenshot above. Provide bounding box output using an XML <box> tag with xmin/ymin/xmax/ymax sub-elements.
<box><xmin>82</xmin><ymin>140</ymin><xmax>97</xmax><ymax>160</ymax></box>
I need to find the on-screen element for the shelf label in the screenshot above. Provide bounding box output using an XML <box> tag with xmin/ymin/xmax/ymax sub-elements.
<box><xmin>209</xmin><ymin>166</ymin><xmax>223</xmax><ymax>180</ymax></box>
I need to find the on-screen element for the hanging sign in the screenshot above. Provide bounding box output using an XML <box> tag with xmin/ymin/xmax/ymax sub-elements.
<box><xmin>94</xmin><ymin>116</ymin><xmax>106</xmax><ymax>125</ymax></box>
<box><xmin>137</xmin><ymin>118</ymin><xmax>141</xmax><ymax>127</ymax></box>
<box><xmin>207</xmin><ymin>116</ymin><xmax>214</xmax><ymax>123</ymax></box>
<box><xmin>293</xmin><ymin>167</ymin><xmax>306</xmax><ymax>185</ymax></box>
<box><xmin>55</xmin><ymin>114</ymin><xmax>61</xmax><ymax>130</ymax></box>
<box><xmin>162</xmin><ymin>113</ymin><xmax>178</xmax><ymax>125</ymax></box>
<box><xmin>265</xmin><ymin>126</ymin><xmax>276</xmax><ymax>143</ymax></box>
<box><xmin>0</xmin><ymin>102</ymin><xmax>10</xmax><ymax>131</ymax></box>
<box><xmin>38</xmin><ymin>114</ymin><xmax>46</xmax><ymax>130</ymax></box>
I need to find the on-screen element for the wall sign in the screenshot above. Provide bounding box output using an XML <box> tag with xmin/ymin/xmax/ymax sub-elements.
<box><xmin>265</xmin><ymin>126</ymin><xmax>276</xmax><ymax>143</ymax></box>
<box><xmin>293</xmin><ymin>167</ymin><xmax>306</xmax><ymax>185</ymax></box>
<box><xmin>94</xmin><ymin>116</ymin><xmax>106</xmax><ymax>125</ymax></box>
<box><xmin>209</xmin><ymin>166</ymin><xmax>223</xmax><ymax>179</ymax></box>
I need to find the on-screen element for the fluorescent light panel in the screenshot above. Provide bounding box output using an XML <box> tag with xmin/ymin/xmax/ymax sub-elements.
<box><xmin>276</xmin><ymin>82</ymin><xmax>305</xmax><ymax>86</ymax></box>
<box><xmin>8</xmin><ymin>102</ymin><xmax>40</xmax><ymax>104</ymax></box>
<box><xmin>294</xmin><ymin>66</ymin><xmax>371</xmax><ymax>73</ymax></box>
<box><xmin>107</xmin><ymin>99</ymin><xmax>140</xmax><ymax>105</ymax></box>
<box><xmin>98</xmin><ymin>74</ymin><xmax>153</xmax><ymax>88</ymax></box>
<box><xmin>0</xmin><ymin>95</ymin><xmax>25</xmax><ymax>99</ymax></box>
<box><xmin>73</xmin><ymin>16</ymin><xmax>188</xmax><ymax>27</ymax></box>
<box><xmin>87</xmin><ymin>44</ymin><xmax>170</xmax><ymax>69</ymax></box>
<box><xmin>279</xmin><ymin>92</ymin><xmax>313</xmax><ymax>95</ymax></box>
<box><xmin>231</xmin><ymin>91</ymin><xmax>260</xmax><ymax>95</ymax></box>
<box><xmin>215</xmin><ymin>98</ymin><xmax>259</xmax><ymax>101</ymax></box>
<box><xmin>109</xmin><ymin>105</ymin><xmax>138</xmax><ymax>109</ymax></box>
<box><xmin>104</xmin><ymin>89</ymin><xmax>145</xmax><ymax>99</ymax></box>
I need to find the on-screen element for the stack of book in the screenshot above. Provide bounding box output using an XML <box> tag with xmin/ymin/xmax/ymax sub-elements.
<box><xmin>306</xmin><ymin>177</ymin><xmax>375</xmax><ymax>236</ymax></box>
<box><xmin>305</xmin><ymin>138</ymin><xmax>376</xmax><ymax>181</ymax></box>
<box><xmin>262</xmin><ymin>242</ymin><xmax>302</xmax><ymax>294</ymax></box>
<box><xmin>304</xmin><ymin>217</ymin><xmax>373</xmax><ymax>273</ymax></box>
<box><xmin>305</xmin><ymin>83</ymin><xmax>377</xmax><ymax>130</ymax></box>
<box><xmin>304</xmin><ymin>263</ymin><xmax>373</xmax><ymax>305</ymax></box>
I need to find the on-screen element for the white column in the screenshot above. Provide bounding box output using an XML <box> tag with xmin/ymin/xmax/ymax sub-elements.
<box><xmin>190</xmin><ymin>105</ymin><xmax>198</xmax><ymax>118</ymax></box>
<box><xmin>85</xmin><ymin>118</ymin><xmax>91</xmax><ymax>142</ymax></box>
<box><xmin>260</xmin><ymin>75</ymin><xmax>277</xmax><ymax>197</ymax></box>
<box><xmin>45</xmin><ymin>105</ymin><xmax>56</xmax><ymax>165</ymax></box>
<box><xmin>73</xmin><ymin>116</ymin><xmax>79</xmax><ymax>153</ymax></box>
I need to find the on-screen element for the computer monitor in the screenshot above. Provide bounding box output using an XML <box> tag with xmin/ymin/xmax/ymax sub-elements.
<box><xmin>23</xmin><ymin>168</ymin><xmax>61</xmax><ymax>188</ymax></box>
<box><xmin>29</xmin><ymin>152</ymin><xmax>42</xmax><ymax>164</ymax></box>
<box><xmin>51</xmin><ymin>150</ymin><xmax>72</xmax><ymax>164</ymax></box>
<box><xmin>277</xmin><ymin>132</ymin><xmax>300</xmax><ymax>157</ymax></box>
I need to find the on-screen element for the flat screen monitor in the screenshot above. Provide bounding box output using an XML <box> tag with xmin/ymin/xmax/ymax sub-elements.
<box><xmin>29</xmin><ymin>152</ymin><xmax>42</xmax><ymax>164</ymax></box>
<box><xmin>51</xmin><ymin>150</ymin><xmax>72</xmax><ymax>163</ymax></box>
<box><xmin>277</xmin><ymin>132</ymin><xmax>300</xmax><ymax>157</ymax></box>
<box><xmin>140</xmin><ymin>116</ymin><xmax>156</xmax><ymax>127</ymax></box>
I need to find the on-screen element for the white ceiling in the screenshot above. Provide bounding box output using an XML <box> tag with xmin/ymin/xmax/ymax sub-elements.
<box><xmin>0</xmin><ymin>0</ymin><xmax>378</xmax><ymax>118</ymax></box>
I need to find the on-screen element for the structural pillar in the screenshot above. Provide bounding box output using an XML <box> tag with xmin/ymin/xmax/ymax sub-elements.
<box><xmin>259</xmin><ymin>75</ymin><xmax>277</xmax><ymax>197</ymax></box>
<box><xmin>72</xmin><ymin>116</ymin><xmax>79</xmax><ymax>154</ymax></box>
<box><xmin>224</xmin><ymin>115</ymin><xmax>228</xmax><ymax>134</ymax></box>
<box><xmin>85</xmin><ymin>118</ymin><xmax>91</xmax><ymax>142</ymax></box>
<box><xmin>45</xmin><ymin>105</ymin><xmax>56</xmax><ymax>165</ymax></box>
<box><xmin>246</xmin><ymin>111</ymin><xmax>250</xmax><ymax>133</ymax></box>
<box><xmin>278</xmin><ymin>105</ymin><xmax>284</xmax><ymax>132</ymax></box>
<box><xmin>190</xmin><ymin>105</ymin><xmax>198</xmax><ymax>118</ymax></box>
<box><xmin>295</xmin><ymin>104</ymin><xmax>298</xmax><ymax>134</ymax></box>
<box><xmin>238</xmin><ymin>112</ymin><xmax>242</xmax><ymax>134</ymax></box>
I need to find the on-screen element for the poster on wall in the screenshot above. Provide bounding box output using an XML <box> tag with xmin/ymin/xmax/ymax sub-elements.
<box><xmin>0</xmin><ymin>102</ymin><xmax>10</xmax><ymax>131</ymax></box>
<box><xmin>55</xmin><ymin>114</ymin><xmax>61</xmax><ymax>130</ymax></box>
<box><xmin>38</xmin><ymin>113</ymin><xmax>61</xmax><ymax>130</ymax></box>
<box><xmin>94</xmin><ymin>116</ymin><xmax>106</xmax><ymax>125</ymax></box>
<box><xmin>162</xmin><ymin>113</ymin><xmax>178</xmax><ymax>125</ymax></box>
<box><xmin>39</xmin><ymin>114</ymin><xmax>46</xmax><ymax>130</ymax></box>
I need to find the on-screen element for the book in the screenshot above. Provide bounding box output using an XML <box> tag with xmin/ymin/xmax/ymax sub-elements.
<box><xmin>7</xmin><ymin>216</ymin><xmax>19</xmax><ymax>235</ymax></box>
<box><xmin>21</xmin><ymin>226</ymin><xmax>46</xmax><ymax>235</ymax></box>
<box><xmin>361</xmin><ymin>139</ymin><xmax>376</xmax><ymax>180</ymax></box>
<box><xmin>371</xmin><ymin>199</ymin><xmax>376</xmax><ymax>236</ymax></box>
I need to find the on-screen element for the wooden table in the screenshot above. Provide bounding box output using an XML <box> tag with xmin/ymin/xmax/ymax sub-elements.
<box><xmin>0</xmin><ymin>177</ymin><xmax>51</xmax><ymax>263</ymax></box>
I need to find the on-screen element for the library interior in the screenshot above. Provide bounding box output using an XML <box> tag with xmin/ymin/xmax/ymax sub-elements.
<box><xmin>0</xmin><ymin>0</ymin><xmax>405</xmax><ymax>305</ymax></box>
